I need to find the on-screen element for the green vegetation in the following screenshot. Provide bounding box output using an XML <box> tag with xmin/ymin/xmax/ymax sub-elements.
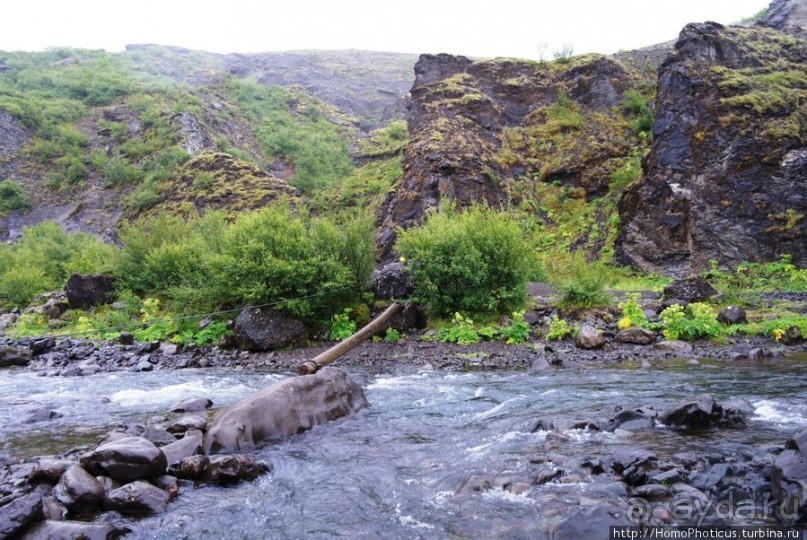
<box><xmin>498</xmin><ymin>311</ymin><xmax>532</xmax><ymax>345</ymax></box>
<box><xmin>396</xmin><ymin>205</ymin><xmax>534</xmax><ymax>316</ymax></box>
<box><xmin>554</xmin><ymin>253</ymin><xmax>612</xmax><ymax>309</ymax></box>
<box><xmin>228</xmin><ymin>78</ymin><xmax>353</xmax><ymax>192</ymax></box>
<box><xmin>618</xmin><ymin>293</ymin><xmax>650</xmax><ymax>330</ymax></box>
<box><xmin>0</xmin><ymin>221</ymin><xmax>116</xmax><ymax>307</ymax></box>
<box><xmin>660</xmin><ymin>303</ymin><xmax>723</xmax><ymax>341</ymax></box>
<box><xmin>0</xmin><ymin>179</ymin><xmax>31</xmax><ymax>213</ymax></box>
<box><xmin>545</xmin><ymin>315</ymin><xmax>572</xmax><ymax>341</ymax></box>
<box><xmin>329</xmin><ymin>309</ymin><xmax>356</xmax><ymax>340</ymax></box>
<box><xmin>737</xmin><ymin>7</ymin><xmax>769</xmax><ymax>25</ymax></box>
<box><xmin>622</xmin><ymin>90</ymin><xmax>654</xmax><ymax>136</ymax></box>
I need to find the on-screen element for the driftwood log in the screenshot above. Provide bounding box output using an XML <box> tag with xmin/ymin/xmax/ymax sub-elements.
<box><xmin>298</xmin><ymin>302</ymin><xmax>402</xmax><ymax>375</ymax></box>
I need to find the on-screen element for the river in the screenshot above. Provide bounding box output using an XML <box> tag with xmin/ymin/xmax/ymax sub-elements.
<box><xmin>1</xmin><ymin>355</ymin><xmax>806</xmax><ymax>538</ymax></box>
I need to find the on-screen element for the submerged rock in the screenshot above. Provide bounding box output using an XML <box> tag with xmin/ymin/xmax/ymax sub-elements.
<box><xmin>205</xmin><ymin>367</ymin><xmax>369</xmax><ymax>453</ymax></box>
<box><xmin>553</xmin><ymin>503</ymin><xmax>633</xmax><ymax>539</ymax></box>
<box><xmin>170</xmin><ymin>397</ymin><xmax>213</xmax><ymax>413</ymax></box>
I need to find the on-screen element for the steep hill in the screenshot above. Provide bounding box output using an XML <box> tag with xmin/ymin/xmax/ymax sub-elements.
<box><xmin>0</xmin><ymin>46</ymin><xmax>416</xmax><ymax>241</ymax></box>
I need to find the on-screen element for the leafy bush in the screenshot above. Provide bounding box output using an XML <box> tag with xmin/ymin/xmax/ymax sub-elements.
<box><xmin>622</xmin><ymin>90</ymin><xmax>654</xmax><ymax>135</ymax></box>
<box><xmin>660</xmin><ymin>303</ymin><xmax>723</xmax><ymax>341</ymax></box>
<box><xmin>396</xmin><ymin>205</ymin><xmax>533</xmax><ymax>316</ymax></box>
<box><xmin>0</xmin><ymin>221</ymin><xmax>116</xmax><ymax>307</ymax></box>
<box><xmin>385</xmin><ymin>327</ymin><xmax>402</xmax><ymax>342</ymax></box>
<box><xmin>618</xmin><ymin>293</ymin><xmax>649</xmax><ymax>329</ymax></box>
<box><xmin>545</xmin><ymin>315</ymin><xmax>571</xmax><ymax>341</ymax></box>
<box><xmin>498</xmin><ymin>311</ymin><xmax>532</xmax><ymax>344</ymax></box>
<box><xmin>0</xmin><ymin>179</ymin><xmax>31</xmax><ymax>213</ymax></box>
<box><xmin>555</xmin><ymin>253</ymin><xmax>612</xmax><ymax>308</ymax></box>
<box><xmin>706</xmin><ymin>255</ymin><xmax>807</xmax><ymax>294</ymax></box>
<box><xmin>553</xmin><ymin>44</ymin><xmax>574</xmax><ymax>64</ymax></box>
<box><xmin>329</xmin><ymin>309</ymin><xmax>356</xmax><ymax>341</ymax></box>
<box><xmin>438</xmin><ymin>313</ymin><xmax>483</xmax><ymax>345</ymax></box>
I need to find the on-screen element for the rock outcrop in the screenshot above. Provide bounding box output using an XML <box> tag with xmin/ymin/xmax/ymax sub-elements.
<box><xmin>616</xmin><ymin>22</ymin><xmax>807</xmax><ymax>276</ymax></box>
<box><xmin>760</xmin><ymin>0</ymin><xmax>807</xmax><ymax>36</ymax></box>
<box><xmin>377</xmin><ymin>53</ymin><xmax>645</xmax><ymax>259</ymax></box>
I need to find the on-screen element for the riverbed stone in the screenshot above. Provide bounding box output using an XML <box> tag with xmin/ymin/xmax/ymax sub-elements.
<box><xmin>233</xmin><ymin>306</ymin><xmax>308</xmax><ymax>351</ymax></box>
<box><xmin>161</xmin><ymin>431</ymin><xmax>203</xmax><ymax>469</ymax></box>
<box><xmin>0</xmin><ymin>346</ymin><xmax>32</xmax><ymax>367</ymax></box>
<box><xmin>166</xmin><ymin>415</ymin><xmax>207</xmax><ymax>434</ymax></box>
<box><xmin>659</xmin><ymin>394</ymin><xmax>747</xmax><ymax>430</ymax></box>
<box><xmin>615</xmin><ymin>327</ymin><xmax>656</xmax><ymax>345</ymax></box>
<box><xmin>40</xmin><ymin>496</ymin><xmax>67</xmax><ymax>521</ymax></box>
<box><xmin>170</xmin><ymin>397</ymin><xmax>213</xmax><ymax>413</ymax></box>
<box><xmin>170</xmin><ymin>455</ymin><xmax>209</xmax><ymax>480</ymax></box>
<box><xmin>202</xmin><ymin>455</ymin><xmax>272</xmax><ymax>485</ymax></box>
<box><xmin>611</xmin><ymin>448</ymin><xmax>657</xmax><ymax>474</ymax></box>
<box><xmin>717</xmin><ymin>305</ymin><xmax>747</xmax><ymax>325</ymax></box>
<box><xmin>602</xmin><ymin>407</ymin><xmax>657</xmax><ymax>432</ymax></box>
<box><xmin>205</xmin><ymin>367</ymin><xmax>369</xmax><ymax>453</ymax></box>
<box><xmin>30</xmin><ymin>458</ymin><xmax>72</xmax><ymax>484</ymax></box>
<box><xmin>80</xmin><ymin>437</ymin><xmax>167</xmax><ymax>481</ymax></box>
<box><xmin>575</xmin><ymin>324</ymin><xmax>606</xmax><ymax>350</ymax></box>
<box><xmin>105</xmin><ymin>481</ymin><xmax>169</xmax><ymax>515</ymax></box>
<box><xmin>553</xmin><ymin>502</ymin><xmax>633</xmax><ymax>539</ymax></box>
<box><xmin>654</xmin><ymin>340</ymin><xmax>694</xmax><ymax>355</ymax></box>
<box><xmin>772</xmin><ymin>427</ymin><xmax>807</xmax><ymax>521</ymax></box>
<box><xmin>0</xmin><ymin>492</ymin><xmax>43</xmax><ymax>538</ymax></box>
<box><xmin>21</xmin><ymin>519</ymin><xmax>129</xmax><ymax>540</ymax></box>
<box><xmin>781</xmin><ymin>325</ymin><xmax>804</xmax><ymax>345</ymax></box>
<box><xmin>23</xmin><ymin>408</ymin><xmax>63</xmax><ymax>424</ymax></box>
<box><xmin>54</xmin><ymin>464</ymin><xmax>104</xmax><ymax>514</ymax></box>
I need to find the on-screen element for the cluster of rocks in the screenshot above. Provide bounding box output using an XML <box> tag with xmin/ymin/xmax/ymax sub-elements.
<box><xmin>453</xmin><ymin>394</ymin><xmax>806</xmax><ymax>535</ymax></box>
<box><xmin>0</xmin><ymin>396</ymin><xmax>271</xmax><ymax>538</ymax></box>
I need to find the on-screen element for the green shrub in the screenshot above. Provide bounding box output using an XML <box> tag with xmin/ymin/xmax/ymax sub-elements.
<box><xmin>618</xmin><ymin>293</ymin><xmax>649</xmax><ymax>329</ymax></box>
<box><xmin>555</xmin><ymin>253</ymin><xmax>612</xmax><ymax>308</ymax></box>
<box><xmin>545</xmin><ymin>315</ymin><xmax>571</xmax><ymax>341</ymax></box>
<box><xmin>498</xmin><ymin>311</ymin><xmax>532</xmax><ymax>344</ymax></box>
<box><xmin>0</xmin><ymin>266</ymin><xmax>53</xmax><ymax>307</ymax></box>
<box><xmin>385</xmin><ymin>327</ymin><xmax>402</xmax><ymax>342</ymax></box>
<box><xmin>438</xmin><ymin>313</ymin><xmax>482</xmax><ymax>345</ymax></box>
<box><xmin>105</xmin><ymin>157</ymin><xmax>144</xmax><ymax>186</ymax></box>
<box><xmin>396</xmin><ymin>205</ymin><xmax>532</xmax><ymax>316</ymax></box>
<box><xmin>553</xmin><ymin>44</ymin><xmax>574</xmax><ymax>64</ymax></box>
<box><xmin>660</xmin><ymin>303</ymin><xmax>723</xmax><ymax>341</ymax></box>
<box><xmin>124</xmin><ymin>180</ymin><xmax>162</xmax><ymax>211</ymax></box>
<box><xmin>622</xmin><ymin>90</ymin><xmax>654</xmax><ymax>135</ymax></box>
<box><xmin>329</xmin><ymin>309</ymin><xmax>356</xmax><ymax>341</ymax></box>
<box><xmin>0</xmin><ymin>179</ymin><xmax>31</xmax><ymax>213</ymax></box>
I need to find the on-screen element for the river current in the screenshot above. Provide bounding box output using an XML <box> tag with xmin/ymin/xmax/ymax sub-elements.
<box><xmin>1</xmin><ymin>356</ymin><xmax>805</xmax><ymax>538</ymax></box>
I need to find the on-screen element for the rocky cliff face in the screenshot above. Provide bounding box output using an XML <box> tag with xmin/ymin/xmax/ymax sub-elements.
<box><xmin>615</xmin><ymin>22</ymin><xmax>807</xmax><ymax>276</ymax></box>
<box><xmin>760</xmin><ymin>0</ymin><xmax>807</xmax><ymax>36</ymax></box>
<box><xmin>376</xmin><ymin>53</ymin><xmax>645</xmax><ymax>259</ymax></box>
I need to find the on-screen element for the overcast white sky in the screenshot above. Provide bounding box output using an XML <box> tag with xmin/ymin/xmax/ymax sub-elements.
<box><xmin>2</xmin><ymin>0</ymin><xmax>770</xmax><ymax>59</ymax></box>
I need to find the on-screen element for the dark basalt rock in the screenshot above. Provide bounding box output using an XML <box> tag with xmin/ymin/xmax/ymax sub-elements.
<box><xmin>717</xmin><ymin>305</ymin><xmax>747</xmax><ymax>325</ymax></box>
<box><xmin>615</xmin><ymin>22</ymin><xmax>807</xmax><ymax>276</ymax></box>
<box><xmin>663</xmin><ymin>277</ymin><xmax>718</xmax><ymax>303</ymax></box>
<box><xmin>232</xmin><ymin>306</ymin><xmax>308</xmax><ymax>351</ymax></box>
<box><xmin>202</xmin><ymin>455</ymin><xmax>272</xmax><ymax>485</ymax></box>
<box><xmin>20</xmin><ymin>520</ymin><xmax>128</xmax><ymax>540</ymax></box>
<box><xmin>54</xmin><ymin>465</ymin><xmax>105</xmax><ymax>514</ymax></box>
<box><xmin>772</xmin><ymin>427</ymin><xmax>807</xmax><ymax>521</ymax></box>
<box><xmin>0</xmin><ymin>492</ymin><xmax>42</xmax><ymax>538</ymax></box>
<box><xmin>371</xmin><ymin>262</ymin><xmax>413</xmax><ymax>299</ymax></box>
<box><xmin>80</xmin><ymin>437</ymin><xmax>167</xmax><ymax>481</ymax></box>
<box><xmin>105</xmin><ymin>481</ymin><xmax>169</xmax><ymax>515</ymax></box>
<box><xmin>658</xmin><ymin>394</ymin><xmax>749</xmax><ymax>430</ymax></box>
<box><xmin>65</xmin><ymin>274</ymin><xmax>115</xmax><ymax>310</ymax></box>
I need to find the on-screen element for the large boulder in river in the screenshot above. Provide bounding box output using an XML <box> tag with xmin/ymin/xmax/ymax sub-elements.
<box><xmin>65</xmin><ymin>274</ymin><xmax>115</xmax><ymax>309</ymax></box>
<box><xmin>202</xmin><ymin>454</ymin><xmax>272</xmax><ymax>484</ymax></box>
<box><xmin>80</xmin><ymin>437</ymin><xmax>167</xmax><ymax>481</ymax></box>
<box><xmin>615</xmin><ymin>22</ymin><xmax>807</xmax><ymax>276</ymax></box>
<box><xmin>233</xmin><ymin>306</ymin><xmax>308</xmax><ymax>351</ymax></box>
<box><xmin>772</xmin><ymin>427</ymin><xmax>807</xmax><ymax>521</ymax></box>
<box><xmin>21</xmin><ymin>520</ymin><xmax>129</xmax><ymax>540</ymax></box>
<box><xmin>205</xmin><ymin>367</ymin><xmax>369</xmax><ymax>453</ymax></box>
<box><xmin>658</xmin><ymin>394</ymin><xmax>748</xmax><ymax>430</ymax></box>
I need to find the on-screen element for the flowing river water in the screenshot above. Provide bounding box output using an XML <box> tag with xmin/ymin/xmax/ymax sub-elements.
<box><xmin>1</xmin><ymin>355</ymin><xmax>806</xmax><ymax>538</ymax></box>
